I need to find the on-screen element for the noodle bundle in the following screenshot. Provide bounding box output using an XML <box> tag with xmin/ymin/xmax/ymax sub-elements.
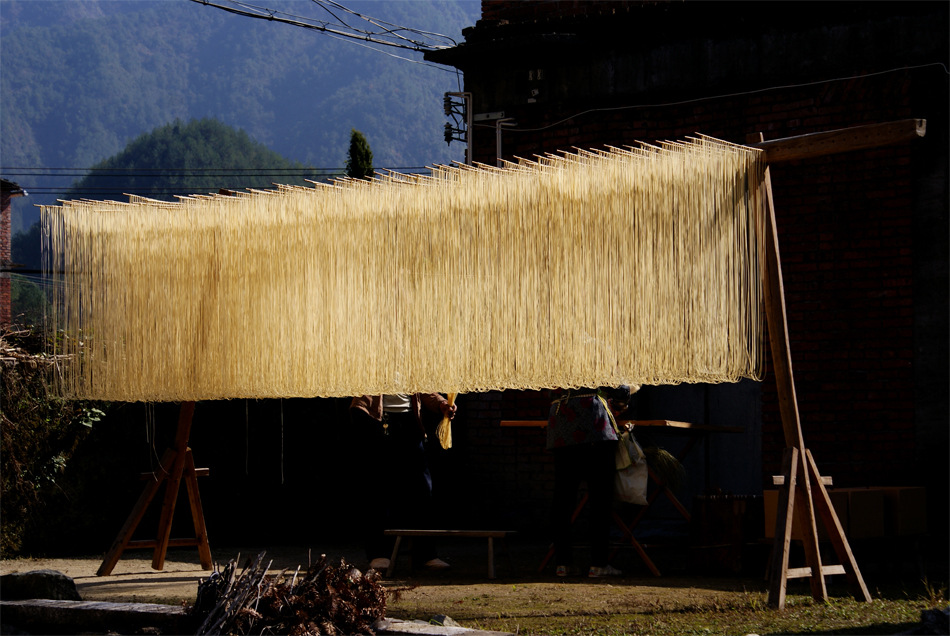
<box><xmin>42</xmin><ymin>136</ymin><xmax>766</xmax><ymax>402</ymax></box>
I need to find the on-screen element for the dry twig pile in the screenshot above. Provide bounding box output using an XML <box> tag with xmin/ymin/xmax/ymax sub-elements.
<box><xmin>193</xmin><ymin>552</ymin><xmax>387</xmax><ymax>635</ymax></box>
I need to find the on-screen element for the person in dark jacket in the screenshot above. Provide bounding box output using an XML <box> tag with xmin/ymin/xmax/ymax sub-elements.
<box><xmin>350</xmin><ymin>393</ymin><xmax>456</xmax><ymax>573</ymax></box>
<box><xmin>547</xmin><ymin>385</ymin><xmax>632</xmax><ymax>578</ymax></box>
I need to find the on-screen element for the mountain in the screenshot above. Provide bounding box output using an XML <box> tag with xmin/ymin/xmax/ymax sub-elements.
<box><xmin>0</xmin><ymin>0</ymin><xmax>480</xmax><ymax>232</ymax></box>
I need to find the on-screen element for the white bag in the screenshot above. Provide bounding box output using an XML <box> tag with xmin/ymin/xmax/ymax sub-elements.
<box><xmin>615</xmin><ymin>431</ymin><xmax>648</xmax><ymax>505</ymax></box>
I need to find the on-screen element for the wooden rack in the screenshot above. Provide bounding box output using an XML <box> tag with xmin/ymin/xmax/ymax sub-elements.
<box><xmin>97</xmin><ymin>401</ymin><xmax>213</xmax><ymax>576</ymax></box>
<box><xmin>750</xmin><ymin>119</ymin><xmax>925</xmax><ymax>608</ymax></box>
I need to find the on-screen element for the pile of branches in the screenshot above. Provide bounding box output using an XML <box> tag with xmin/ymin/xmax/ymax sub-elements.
<box><xmin>193</xmin><ymin>552</ymin><xmax>387</xmax><ymax>635</ymax></box>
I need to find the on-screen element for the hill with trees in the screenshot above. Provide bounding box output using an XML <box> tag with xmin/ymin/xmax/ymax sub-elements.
<box><xmin>12</xmin><ymin>118</ymin><xmax>315</xmax><ymax>273</ymax></box>
<box><xmin>64</xmin><ymin>118</ymin><xmax>314</xmax><ymax>202</ymax></box>
<box><xmin>1</xmin><ymin>0</ymin><xmax>479</xmax><ymax>231</ymax></box>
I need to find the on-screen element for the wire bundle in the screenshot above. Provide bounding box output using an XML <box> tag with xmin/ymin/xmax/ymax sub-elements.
<box><xmin>42</xmin><ymin>136</ymin><xmax>766</xmax><ymax>402</ymax></box>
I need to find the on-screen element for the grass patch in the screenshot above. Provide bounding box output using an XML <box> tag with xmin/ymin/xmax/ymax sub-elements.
<box><xmin>387</xmin><ymin>578</ymin><xmax>945</xmax><ymax>636</ymax></box>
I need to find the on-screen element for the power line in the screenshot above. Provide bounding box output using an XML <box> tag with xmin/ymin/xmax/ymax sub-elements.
<box><xmin>311</xmin><ymin>0</ymin><xmax>458</xmax><ymax>48</ymax></box>
<box><xmin>190</xmin><ymin>0</ymin><xmax>456</xmax><ymax>52</ymax></box>
<box><xmin>317</xmin><ymin>27</ymin><xmax>456</xmax><ymax>73</ymax></box>
<box><xmin>3</xmin><ymin>171</ymin><xmax>342</xmax><ymax>179</ymax></box>
<box><xmin>479</xmin><ymin>62</ymin><xmax>950</xmax><ymax>135</ymax></box>
<box><xmin>3</xmin><ymin>166</ymin><xmax>435</xmax><ymax>198</ymax></box>
<box><xmin>190</xmin><ymin>0</ymin><xmax>460</xmax><ymax>73</ymax></box>
<box><xmin>2</xmin><ymin>166</ymin><xmax>429</xmax><ymax>174</ymax></box>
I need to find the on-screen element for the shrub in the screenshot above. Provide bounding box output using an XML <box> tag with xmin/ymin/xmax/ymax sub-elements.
<box><xmin>0</xmin><ymin>326</ymin><xmax>106</xmax><ymax>557</ymax></box>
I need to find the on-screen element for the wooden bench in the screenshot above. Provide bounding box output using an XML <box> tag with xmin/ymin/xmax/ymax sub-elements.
<box><xmin>382</xmin><ymin>529</ymin><xmax>515</xmax><ymax>579</ymax></box>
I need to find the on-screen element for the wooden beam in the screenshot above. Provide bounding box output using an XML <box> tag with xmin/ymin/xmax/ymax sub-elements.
<box><xmin>773</xmin><ymin>474</ymin><xmax>832</xmax><ymax>486</ymax></box>
<box><xmin>751</xmin><ymin>119</ymin><xmax>926</xmax><ymax>163</ymax></box>
<box><xmin>761</xmin><ymin>151</ymin><xmax>826</xmax><ymax>608</ymax></box>
<box><xmin>759</xmin><ymin>117</ymin><xmax>926</xmax><ymax>609</ymax></box>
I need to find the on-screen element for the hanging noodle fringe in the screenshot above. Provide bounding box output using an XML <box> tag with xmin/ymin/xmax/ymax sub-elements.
<box><xmin>41</xmin><ymin>136</ymin><xmax>767</xmax><ymax>402</ymax></box>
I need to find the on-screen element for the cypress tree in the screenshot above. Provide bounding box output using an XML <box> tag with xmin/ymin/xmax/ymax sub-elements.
<box><xmin>345</xmin><ymin>129</ymin><xmax>374</xmax><ymax>180</ymax></box>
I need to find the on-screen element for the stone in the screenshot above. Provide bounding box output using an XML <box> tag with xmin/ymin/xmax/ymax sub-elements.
<box><xmin>0</xmin><ymin>570</ymin><xmax>82</xmax><ymax>601</ymax></box>
<box><xmin>431</xmin><ymin>614</ymin><xmax>461</xmax><ymax>627</ymax></box>
<box><xmin>918</xmin><ymin>607</ymin><xmax>949</xmax><ymax>635</ymax></box>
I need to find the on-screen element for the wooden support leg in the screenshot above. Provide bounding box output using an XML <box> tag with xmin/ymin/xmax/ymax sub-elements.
<box><xmin>539</xmin><ymin>493</ymin><xmax>589</xmax><ymax>573</ymax></box>
<box><xmin>152</xmin><ymin>447</ymin><xmax>187</xmax><ymax>570</ymax></box>
<box><xmin>646</xmin><ymin>466</ymin><xmax>692</xmax><ymax>522</ymax></box>
<box><xmin>805</xmin><ymin>450</ymin><xmax>871</xmax><ymax>603</ymax></box>
<box><xmin>794</xmin><ymin>449</ymin><xmax>827</xmax><ymax>603</ymax></box>
<box><xmin>97</xmin><ymin>448</ymin><xmax>175</xmax><ymax>577</ymax></box>
<box><xmin>386</xmin><ymin>536</ymin><xmax>402</xmax><ymax>578</ymax></box>
<box><xmin>184</xmin><ymin>450</ymin><xmax>213</xmax><ymax>570</ymax></box>
<box><xmin>152</xmin><ymin>402</ymin><xmax>195</xmax><ymax>570</ymax></box>
<box><xmin>768</xmin><ymin>446</ymin><xmax>871</xmax><ymax>608</ymax></box>
<box><xmin>768</xmin><ymin>447</ymin><xmax>799</xmax><ymax>609</ymax></box>
<box><xmin>487</xmin><ymin>536</ymin><xmax>495</xmax><ymax>579</ymax></box>
<box><xmin>767</xmin><ymin>445</ymin><xmax>830</xmax><ymax>606</ymax></box>
<box><xmin>611</xmin><ymin>511</ymin><xmax>661</xmax><ymax>577</ymax></box>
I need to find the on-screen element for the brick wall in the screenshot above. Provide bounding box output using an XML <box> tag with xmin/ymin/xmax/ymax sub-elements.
<box><xmin>468</xmin><ymin>70</ymin><xmax>931</xmax><ymax>483</ymax></box>
<box><xmin>429</xmin><ymin>389</ymin><xmax>555</xmax><ymax>533</ymax></box>
<box><xmin>1</xmin><ymin>191</ymin><xmax>12</xmax><ymax>327</ymax></box>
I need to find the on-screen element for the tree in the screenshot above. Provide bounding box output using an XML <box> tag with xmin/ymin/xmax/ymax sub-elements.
<box><xmin>345</xmin><ymin>129</ymin><xmax>374</xmax><ymax>180</ymax></box>
<box><xmin>11</xmin><ymin>224</ymin><xmax>41</xmax><ymax>271</ymax></box>
<box><xmin>9</xmin><ymin>278</ymin><xmax>47</xmax><ymax>328</ymax></box>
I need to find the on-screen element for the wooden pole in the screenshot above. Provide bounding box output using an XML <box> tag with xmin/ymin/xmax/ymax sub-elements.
<box><xmin>761</xmin><ymin>161</ymin><xmax>826</xmax><ymax>606</ymax></box>
<box><xmin>184</xmin><ymin>449</ymin><xmax>214</xmax><ymax>569</ymax></box>
<box><xmin>805</xmin><ymin>449</ymin><xmax>871</xmax><ymax>602</ymax></box>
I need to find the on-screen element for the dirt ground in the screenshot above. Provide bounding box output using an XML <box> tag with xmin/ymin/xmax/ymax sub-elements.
<box><xmin>0</xmin><ymin>539</ymin><xmax>767</xmax><ymax>618</ymax></box>
<box><xmin>4</xmin><ymin>539</ymin><xmax>943</xmax><ymax>636</ymax></box>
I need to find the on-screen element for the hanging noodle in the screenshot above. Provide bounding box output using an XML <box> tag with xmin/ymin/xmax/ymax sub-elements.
<box><xmin>41</xmin><ymin>136</ymin><xmax>766</xmax><ymax>402</ymax></box>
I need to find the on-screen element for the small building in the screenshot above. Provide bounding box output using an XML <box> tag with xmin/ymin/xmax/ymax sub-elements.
<box><xmin>423</xmin><ymin>1</ymin><xmax>949</xmax><ymax>551</ymax></box>
<box><xmin>1</xmin><ymin>178</ymin><xmax>28</xmax><ymax>327</ymax></box>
